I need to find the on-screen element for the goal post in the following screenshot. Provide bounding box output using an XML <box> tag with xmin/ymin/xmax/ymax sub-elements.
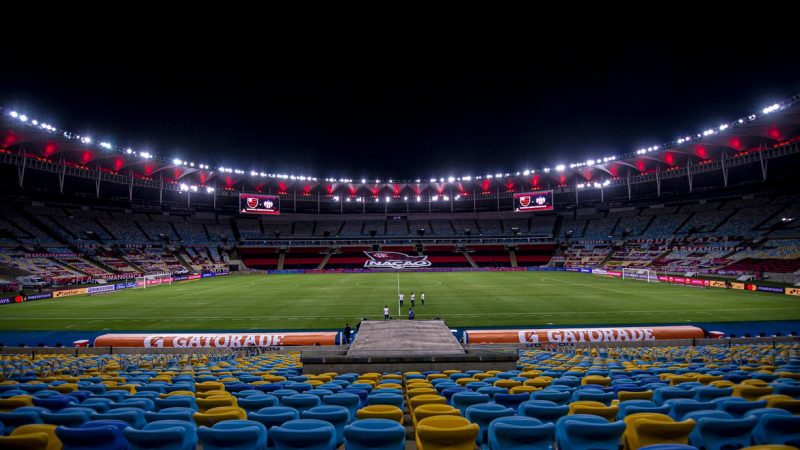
<box><xmin>621</xmin><ymin>267</ymin><xmax>660</xmax><ymax>283</ymax></box>
<box><xmin>135</xmin><ymin>272</ymin><xmax>173</xmax><ymax>289</ymax></box>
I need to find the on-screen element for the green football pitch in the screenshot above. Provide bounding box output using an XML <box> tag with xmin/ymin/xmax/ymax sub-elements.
<box><xmin>1</xmin><ymin>271</ymin><xmax>799</xmax><ymax>331</ymax></box>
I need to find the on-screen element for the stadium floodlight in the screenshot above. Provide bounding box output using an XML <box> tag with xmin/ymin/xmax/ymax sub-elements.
<box><xmin>677</xmin><ymin>138</ymin><xmax>685</xmax><ymax>144</ymax></box>
<box><xmin>416</xmin><ymin>195</ymin><xmax>421</xmax><ymax>202</ymax></box>
<box><xmin>439</xmin><ymin>177</ymin><xmax>444</xmax><ymax>182</ymax></box>
<box><xmin>447</xmin><ymin>176</ymin><xmax>455</xmax><ymax>183</ymax></box>
<box><xmin>361</xmin><ymin>178</ymin><xmax>366</xmax><ymax>184</ymax></box>
<box><xmin>738</xmin><ymin>119</ymin><xmax>745</xmax><ymax>124</ymax></box>
<box><xmin>126</xmin><ymin>148</ymin><xmax>133</xmax><ymax>154</ymax></box>
<box><xmin>179</xmin><ymin>183</ymin><xmax>189</xmax><ymax>191</ymax></box>
<box><xmin>141</xmin><ymin>152</ymin><xmax>151</xmax><ymax>159</ymax></box>
<box><xmin>250</xmin><ymin>171</ymin><xmax>258</xmax><ymax>176</ymax></box>
<box><xmin>455</xmin><ymin>194</ymin><xmax>461</xmax><ymax>200</ymax></box>
<box><xmin>100</xmin><ymin>142</ymin><xmax>112</xmax><ymax>149</ymax></box>
<box><xmin>523</xmin><ymin>170</ymin><xmax>530</xmax><ymax>176</ymax></box>
<box><xmin>206</xmin><ymin>187</ymin><xmax>214</xmax><ymax>193</ymax></box>
<box><xmin>719</xmin><ymin>124</ymin><xmax>729</xmax><ymax>131</ymax></box>
<box><xmin>385</xmin><ymin>196</ymin><xmax>390</xmax><ymax>202</ymax></box>
<box><xmin>586</xmin><ymin>159</ymin><xmax>595</xmax><ymax>166</ymax></box>
<box><xmin>486</xmin><ymin>174</ymin><xmax>493</xmax><ymax>179</ymax></box>
<box><xmin>9</xmin><ymin>111</ymin><xmax>18</xmax><ymax>118</ymax></box>
<box><xmin>346</xmin><ymin>197</ymin><xmax>351</xmax><ymax>202</ymax></box>
<box><xmin>333</xmin><ymin>196</ymin><xmax>339</xmax><ymax>201</ymax></box>
<box><xmin>174</xmin><ymin>158</ymin><xmax>183</xmax><ymax>165</ymax></box>
<box><xmin>81</xmin><ymin>137</ymin><xmax>92</xmax><ymax>144</ymax></box>
<box><xmin>415</xmin><ymin>179</ymin><xmax>421</xmax><ymax>183</ymax></box>
<box><xmin>432</xmin><ymin>195</ymin><xmax>438</xmax><ymax>201</ymax></box>
<box><xmin>555</xmin><ymin>164</ymin><xmax>565</xmax><ymax>172</ymax></box>
<box><xmin>762</xmin><ymin>103</ymin><xmax>780</xmax><ymax>114</ymax></box>
<box><xmin>189</xmin><ymin>162</ymin><xmax>195</xmax><ymax>167</ymax></box>
<box><xmin>443</xmin><ymin>195</ymin><xmax>449</xmax><ymax>201</ymax></box>
<box><xmin>31</xmin><ymin>120</ymin><xmax>38</xmax><ymax>125</ymax></box>
<box><xmin>19</xmin><ymin>114</ymin><xmax>28</xmax><ymax>122</ymax></box>
<box><xmin>190</xmin><ymin>185</ymin><xmax>198</xmax><ymax>192</ymax></box>
<box><xmin>463</xmin><ymin>175</ymin><xmax>472</xmax><ymax>181</ymax></box>
<box><xmin>403</xmin><ymin>196</ymin><xmax>408</xmax><ymax>201</ymax></box>
<box><xmin>495</xmin><ymin>173</ymin><xmax>503</xmax><ymax>178</ymax></box>
<box><xmin>543</xmin><ymin>168</ymin><xmax>551</xmax><ymax>173</ymax></box>
<box><xmin>603</xmin><ymin>180</ymin><xmax>611</xmax><ymax>186</ymax></box>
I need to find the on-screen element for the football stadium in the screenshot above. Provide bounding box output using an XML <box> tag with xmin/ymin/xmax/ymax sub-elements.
<box><xmin>1</xmin><ymin>50</ymin><xmax>800</xmax><ymax>448</ymax></box>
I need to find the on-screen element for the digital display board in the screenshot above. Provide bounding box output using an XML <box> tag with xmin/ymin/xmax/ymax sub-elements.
<box><xmin>239</xmin><ymin>193</ymin><xmax>280</xmax><ymax>215</ymax></box>
<box><xmin>513</xmin><ymin>190</ymin><xmax>554</xmax><ymax>212</ymax></box>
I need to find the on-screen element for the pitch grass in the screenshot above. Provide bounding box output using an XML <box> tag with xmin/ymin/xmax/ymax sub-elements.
<box><xmin>1</xmin><ymin>271</ymin><xmax>799</xmax><ymax>332</ymax></box>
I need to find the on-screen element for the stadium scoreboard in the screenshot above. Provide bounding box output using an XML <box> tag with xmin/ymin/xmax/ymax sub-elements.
<box><xmin>239</xmin><ymin>193</ymin><xmax>280</xmax><ymax>215</ymax></box>
<box><xmin>514</xmin><ymin>190</ymin><xmax>554</xmax><ymax>212</ymax></box>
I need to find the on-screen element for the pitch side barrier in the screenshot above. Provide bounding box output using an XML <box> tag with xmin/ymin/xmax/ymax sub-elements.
<box><xmin>464</xmin><ymin>325</ymin><xmax>706</xmax><ymax>345</ymax></box>
<box><xmin>93</xmin><ymin>331</ymin><xmax>338</xmax><ymax>348</ymax></box>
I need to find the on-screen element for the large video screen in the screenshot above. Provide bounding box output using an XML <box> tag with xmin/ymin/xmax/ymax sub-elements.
<box><xmin>513</xmin><ymin>190</ymin><xmax>554</xmax><ymax>212</ymax></box>
<box><xmin>239</xmin><ymin>193</ymin><xmax>280</xmax><ymax>215</ymax></box>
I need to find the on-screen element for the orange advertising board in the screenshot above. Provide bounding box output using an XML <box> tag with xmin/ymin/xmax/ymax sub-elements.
<box><xmin>465</xmin><ymin>325</ymin><xmax>704</xmax><ymax>344</ymax></box>
<box><xmin>53</xmin><ymin>288</ymin><xmax>88</xmax><ymax>298</ymax></box>
<box><xmin>786</xmin><ymin>287</ymin><xmax>800</xmax><ymax>297</ymax></box>
<box><xmin>94</xmin><ymin>332</ymin><xmax>337</xmax><ymax>348</ymax></box>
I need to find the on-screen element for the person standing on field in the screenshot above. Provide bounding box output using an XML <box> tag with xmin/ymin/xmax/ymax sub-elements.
<box><xmin>421</xmin><ymin>292</ymin><xmax>425</xmax><ymax>306</ymax></box>
<box><xmin>383</xmin><ymin>306</ymin><xmax>390</xmax><ymax>320</ymax></box>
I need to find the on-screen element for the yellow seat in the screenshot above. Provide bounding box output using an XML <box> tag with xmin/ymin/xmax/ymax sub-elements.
<box><xmin>381</xmin><ymin>374</ymin><xmax>402</xmax><ymax>381</ymax></box>
<box><xmin>0</xmin><ymin>432</ymin><xmax>50</xmax><ymax>450</ymax></box>
<box><xmin>618</xmin><ymin>390</ymin><xmax>654</xmax><ymax>402</ymax></box>
<box><xmin>197</xmin><ymin>390</ymin><xmax>230</xmax><ymax>399</ymax></box>
<box><xmin>427</xmin><ymin>374</ymin><xmax>448</xmax><ymax>381</ymax></box>
<box><xmin>308</xmin><ymin>375</ymin><xmax>332</xmax><ymax>383</ymax></box>
<box><xmin>195</xmin><ymin>381</ymin><xmax>225</xmax><ymax>392</ymax></box>
<box><xmin>525</xmin><ymin>377</ymin><xmax>552</xmax><ymax>388</ymax></box>
<box><xmin>473</xmin><ymin>373</ymin><xmax>493</xmax><ymax>381</ymax></box>
<box><xmin>406</xmin><ymin>381</ymin><xmax>433</xmax><ymax>390</ymax></box>
<box><xmin>710</xmin><ymin>380</ymin><xmax>736</xmax><ymax>388</ymax></box>
<box><xmin>262</xmin><ymin>375</ymin><xmax>287</xmax><ymax>383</ymax></box>
<box><xmin>519</xmin><ymin>370</ymin><xmax>542</xmax><ymax>379</ymax></box>
<box><xmin>375</xmin><ymin>384</ymin><xmax>401</xmax><ymax>390</ymax></box>
<box><xmin>356</xmin><ymin>404</ymin><xmax>404</xmax><ymax>423</ymax></box>
<box><xmin>0</xmin><ymin>395</ymin><xmax>34</xmax><ymax>412</ymax></box>
<box><xmin>193</xmin><ymin>406</ymin><xmax>247</xmax><ymax>426</ymax></box>
<box><xmin>455</xmin><ymin>378</ymin><xmax>478</xmax><ymax>387</ymax></box>
<box><xmin>160</xmin><ymin>390</ymin><xmax>195</xmax><ymax>398</ymax></box>
<box><xmin>568</xmin><ymin>401</ymin><xmax>619</xmax><ymax>421</ymax></box>
<box><xmin>409</xmin><ymin>394</ymin><xmax>447</xmax><ymax>415</ymax></box>
<box><xmin>107</xmin><ymin>384</ymin><xmax>136</xmax><ymax>394</ymax></box>
<box><xmin>50</xmin><ymin>383</ymin><xmax>78</xmax><ymax>394</ymax></box>
<box><xmin>582</xmin><ymin>375</ymin><xmax>611</xmax><ymax>386</ymax></box>
<box><xmin>407</xmin><ymin>388</ymin><xmax>438</xmax><ymax>399</ymax></box>
<box><xmin>733</xmin><ymin>384</ymin><xmax>774</xmax><ymax>401</ymax></box>
<box><xmin>355</xmin><ymin>379</ymin><xmax>376</xmax><ymax>387</ymax></box>
<box><xmin>697</xmin><ymin>375</ymin><xmax>724</xmax><ymax>384</ymax></box>
<box><xmin>494</xmin><ymin>379</ymin><xmax>522</xmax><ymax>389</ymax></box>
<box><xmin>11</xmin><ymin>424</ymin><xmax>61</xmax><ymax>450</ymax></box>
<box><xmin>626</xmin><ymin>414</ymin><xmax>695</xmax><ymax>450</ymax></box>
<box><xmin>510</xmin><ymin>385</ymin><xmax>540</xmax><ymax>395</ymax></box>
<box><xmin>196</xmin><ymin>395</ymin><xmax>237</xmax><ymax>412</ymax></box>
<box><xmin>415</xmin><ymin>415</ymin><xmax>479</xmax><ymax>450</ymax></box>
<box><xmin>668</xmin><ymin>375</ymin><xmax>699</xmax><ymax>386</ymax></box>
<box><xmin>442</xmin><ymin>370</ymin><xmax>462</xmax><ymax>376</ymax></box>
<box><xmin>413</xmin><ymin>403</ymin><xmax>461</xmax><ymax>427</ymax></box>
<box><xmin>742</xmin><ymin>379</ymin><xmax>769</xmax><ymax>386</ymax></box>
<box><xmin>758</xmin><ymin>394</ymin><xmax>800</xmax><ymax>413</ymax></box>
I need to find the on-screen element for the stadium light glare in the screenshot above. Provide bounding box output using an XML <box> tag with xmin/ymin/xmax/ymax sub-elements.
<box><xmin>430</xmin><ymin>178</ymin><xmax>437</xmax><ymax>182</ymax></box>
<box><xmin>523</xmin><ymin>170</ymin><xmax>530</xmax><ymax>176</ymax></box>
<box><xmin>385</xmin><ymin>196</ymin><xmax>390</xmax><ymax>202</ymax></box>
<box><xmin>9</xmin><ymin>111</ymin><xmax>18</xmax><ymax>118</ymax></box>
<box><xmin>738</xmin><ymin>119</ymin><xmax>745</xmax><ymax>124</ymax></box>
<box><xmin>100</xmin><ymin>142</ymin><xmax>112</xmax><ymax>149</ymax></box>
<box><xmin>403</xmin><ymin>196</ymin><xmax>408</xmax><ymax>200</ymax></box>
<box><xmin>333</xmin><ymin>196</ymin><xmax>339</xmax><ymax>201</ymax></box>
<box><xmin>173</xmin><ymin>158</ymin><xmax>183</xmax><ymax>165</ymax></box>
<box><xmin>179</xmin><ymin>183</ymin><xmax>189</xmax><ymax>191</ymax></box>
<box><xmin>439</xmin><ymin>177</ymin><xmax>444</xmax><ymax>182</ymax></box>
<box><xmin>190</xmin><ymin>185</ymin><xmax>198</xmax><ymax>192</ymax></box>
<box><xmin>361</xmin><ymin>178</ymin><xmax>366</xmax><ymax>184</ymax></box>
<box><xmin>206</xmin><ymin>187</ymin><xmax>214</xmax><ymax>193</ymax></box>
<box><xmin>31</xmin><ymin>119</ymin><xmax>38</xmax><ymax>125</ymax></box>
<box><xmin>555</xmin><ymin>164</ymin><xmax>565</xmax><ymax>172</ymax></box>
<box><xmin>495</xmin><ymin>173</ymin><xmax>503</xmax><ymax>178</ymax></box>
<box><xmin>486</xmin><ymin>174</ymin><xmax>493</xmax><ymax>179</ymax></box>
<box><xmin>415</xmin><ymin>179</ymin><xmax>421</xmax><ymax>183</ymax></box>
<box><xmin>543</xmin><ymin>168</ymin><xmax>551</xmax><ymax>173</ymax></box>
<box><xmin>447</xmin><ymin>176</ymin><xmax>455</xmax><ymax>183</ymax></box>
<box><xmin>443</xmin><ymin>195</ymin><xmax>449</xmax><ymax>201</ymax></box>
<box><xmin>719</xmin><ymin>124</ymin><xmax>729</xmax><ymax>131</ymax></box>
<box><xmin>19</xmin><ymin>114</ymin><xmax>28</xmax><ymax>122</ymax></box>
<box><xmin>463</xmin><ymin>175</ymin><xmax>472</xmax><ymax>181</ymax></box>
<box><xmin>346</xmin><ymin>197</ymin><xmax>351</xmax><ymax>202</ymax></box>
<box><xmin>416</xmin><ymin>195</ymin><xmax>421</xmax><ymax>202</ymax></box>
<box><xmin>141</xmin><ymin>152</ymin><xmax>151</xmax><ymax>159</ymax></box>
<box><xmin>455</xmin><ymin>194</ymin><xmax>461</xmax><ymax>200</ymax></box>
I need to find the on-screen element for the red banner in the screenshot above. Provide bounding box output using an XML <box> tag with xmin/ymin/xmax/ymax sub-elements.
<box><xmin>94</xmin><ymin>332</ymin><xmax>337</xmax><ymax>348</ymax></box>
<box><xmin>465</xmin><ymin>325</ymin><xmax>704</xmax><ymax>344</ymax></box>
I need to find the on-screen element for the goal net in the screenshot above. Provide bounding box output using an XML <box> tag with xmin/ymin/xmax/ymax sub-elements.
<box><xmin>622</xmin><ymin>268</ymin><xmax>660</xmax><ymax>283</ymax></box>
<box><xmin>135</xmin><ymin>272</ymin><xmax>173</xmax><ymax>288</ymax></box>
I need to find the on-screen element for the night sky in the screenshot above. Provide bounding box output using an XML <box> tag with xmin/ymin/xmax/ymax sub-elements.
<box><xmin>2</xmin><ymin>26</ymin><xmax>798</xmax><ymax>180</ymax></box>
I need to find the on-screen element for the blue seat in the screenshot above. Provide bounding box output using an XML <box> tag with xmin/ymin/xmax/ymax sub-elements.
<box><xmin>715</xmin><ymin>398</ymin><xmax>767</xmax><ymax>418</ymax></box>
<box><xmin>683</xmin><ymin>410</ymin><xmax>733</xmax><ymax>448</ymax></box>
<box><xmin>653</xmin><ymin>387</ymin><xmax>695</xmax><ymax>405</ymax></box>
<box><xmin>280</xmin><ymin>394</ymin><xmax>321</xmax><ymax>415</ymax></box>
<box><xmin>0</xmin><ymin>411</ymin><xmax>42</xmax><ymax>433</ymax></box>
<box><xmin>367</xmin><ymin>393</ymin><xmax>404</xmax><ymax>410</ymax></box>
<box><xmin>748</xmin><ymin>407</ymin><xmax>792</xmax><ymax>444</ymax></box>
<box><xmin>144</xmin><ymin>407</ymin><xmax>196</xmax><ymax>423</ymax></box>
<box><xmin>56</xmin><ymin>423</ymin><xmax>128</xmax><ymax>450</ymax></box>
<box><xmin>322</xmin><ymin>393</ymin><xmax>361</xmax><ymax>422</ymax></box>
<box><xmin>665</xmin><ymin>399</ymin><xmax>716</xmax><ymax>420</ymax></box>
<box><xmin>617</xmin><ymin>400</ymin><xmax>661</xmax><ymax>418</ymax></box>
<box><xmin>343</xmin><ymin>418</ymin><xmax>405</xmax><ymax>450</ymax></box>
<box><xmin>32</xmin><ymin>395</ymin><xmax>75</xmax><ymax>411</ymax></box>
<box><xmin>342</xmin><ymin>389</ymin><xmax>369</xmax><ymax>407</ymax></box>
<box><xmin>155</xmin><ymin>396</ymin><xmax>197</xmax><ymax>411</ymax></box>
<box><xmin>272</xmin><ymin>389</ymin><xmax>301</xmax><ymax>402</ymax></box>
<box><xmin>238</xmin><ymin>394</ymin><xmax>279</xmax><ymax>413</ymax></box>
<box><xmin>556</xmin><ymin>414</ymin><xmax>626</xmax><ymax>450</ymax></box>
<box><xmin>465</xmin><ymin>382</ymin><xmax>490</xmax><ymax>392</ymax></box>
<box><xmin>773</xmin><ymin>383</ymin><xmax>800</xmax><ymax>398</ymax></box>
<box><xmin>573</xmin><ymin>390</ymin><xmax>615</xmax><ymax>405</ymax></box>
<box><xmin>124</xmin><ymin>419</ymin><xmax>197</xmax><ymax>450</ymax></box>
<box><xmin>531</xmin><ymin>390</ymin><xmax>571</xmax><ymax>406</ymax></box>
<box><xmin>465</xmin><ymin>403</ymin><xmax>516</xmax><ymax>448</ymax></box>
<box><xmin>111</xmin><ymin>398</ymin><xmax>155</xmax><ymax>412</ymax></box>
<box><xmin>270</xmin><ymin>418</ymin><xmax>336</xmax><ymax>450</ymax></box>
<box><xmin>306</xmin><ymin>389</ymin><xmax>333</xmax><ymax>401</ymax></box>
<box><xmin>451</xmin><ymin>391</ymin><xmax>490</xmax><ymax>416</ymax></box>
<box><xmin>752</xmin><ymin>414</ymin><xmax>800</xmax><ymax>446</ymax></box>
<box><xmin>91</xmin><ymin>407</ymin><xmax>147</xmax><ymax>428</ymax></box>
<box><xmin>477</xmin><ymin>386</ymin><xmax>508</xmax><ymax>399</ymax></box>
<box><xmin>248</xmin><ymin>406</ymin><xmax>300</xmax><ymax>448</ymax></box>
<box><xmin>488</xmin><ymin>416</ymin><xmax>555</xmax><ymax>450</ymax></box>
<box><xmin>494</xmin><ymin>393</ymin><xmax>530</xmax><ymax>410</ymax></box>
<box><xmin>637</xmin><ymin>445</ymin><xmax>699</xmax><ymax>450</ymax></box>
<box><xmin>519</xmin><ymin>400</ymin><xmax>569</xmax><ymax>424</ymax></box>
<box><xmin>317</xmin><ymin>384</ymin><xmax>343</xmax><ymax>394</ymax></box>
<box><xmin>198</xmin><ymin>419</ymin><xmax>268</xmax><ymax>450</ymax></box>
<box><xmin>441</xmin><ymin>387</ymin><xmax>468</xmax><ymax>401</ymax></box>
<box><xmin>302</xmin><ymin>405</ymin><xmax>349</xmax><ymax>446</ymax></box>
<box><xmin>41</xmin><ymin>407</ymin><xmax>93</xmax><ymax>426</ymax></box>
<box><xmin>695</xmin><ymin>416</ymin><xmax>757</xmax><ymax>450</ymax></box>
<box><xmin>694</xmin><ymin>386</ymin><xmax>733</xmax><ymax>402</ymax></box>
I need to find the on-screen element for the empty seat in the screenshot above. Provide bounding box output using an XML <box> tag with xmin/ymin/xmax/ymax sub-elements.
<box><xmin>270</xmin><ymin>418</ymin><xmax>337</xmax><ymax>450</ymax></box>
<box><xmin>465</xmin><ymin>402</ymin><xmax>515</xmax><ymax>447</ymax></box>
<box><xmin>197</xmin><ymin>419</ymin><xmax>267</xmax><ymax>450</ymax></box>
<box><xmin>9</xmin><ymin>424</ymin><xmax>61</xmax><ymax>450</ymax></box>
<box><xmin>415</xmin><ymin>415</ymin><xmax>479</xmax><ymax>450</ymax></box>
<box><xmin>343</xmin><ymin>418</ymin><xmax>405</xmax><ymax>450</ymax></box>
<box><xmin>124</xmin><ymin>419</ymin><xmax>197</xmax><ymax>450</ymax></box>
<box><xmin>556</xmin><ymin>414</ymin><xmax>626</xmax><ymax>450</ymax></box>
<box><xmin>56</xmin><ymin>423</ymin><xmax>128</xmax><ymax>450</ymax></box>
<box><xmin>695</xmin><ymin>416</ymin><xmax>758</xmax><ymax>450</ymax></box>
<box><xmin>356</xmin><ymin>404</ymin><xmax>403</xmax><ymax>423</ymax></box>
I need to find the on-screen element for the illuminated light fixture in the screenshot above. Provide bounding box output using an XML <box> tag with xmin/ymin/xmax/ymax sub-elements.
<box><xmin>9</xmin><ymin>111</ymin><xmax>18</xmax><ymax>118</ymax></box>
<box><xmin>455</xmin><ymin>194</ymin><xmax>461</xmax><ymax>200</ymax></box>
<box><xmin>385</xmin><ymin>196</ymin><xmax>390</xmax><ymax>202</ymax></box>
<box><xmin>206</xmin><ymin>187</ymin><xmax>215</xmax><ymax>193</ymax></box>
<box><xmin>174</xmin><ymin>158</ymin><xmax>183</xmax><ymax>165</ymax></box>
<box><xmin>346</xmin><ymin>197</ymin><xmax>351</xmax><ymax>202</ymax></box>
<box><xmin>555</xmin><ymin>164</ymin><xmax>565</xmax><ymax>172</ymax></box>
<box><xmin>430</xmin><ymin>178</ymin><xmax>437</xmax><ymax>182</ymax></box>
<box><xmin>356</xmin><ymin>197</ymin><xmax>362</xmax><ymax>202</ymax></box>
<box><xmin>416</xmin><ymin>195</ymin><xmax>421</xmax><ymax>202</ymax></box>
<box><xmin>415</xmin><ymin>179</ymin><xmax>421</xmax><ymax>183</ymax></box>
<box><xmin>486</xmin><ymin>174</ymin><xmax>493</xmax><ymax>179</ymax></box>
<box><xmin>543</xmin><ymin>168</ymin><xmax>551</xmax><ymax>173</ymax></box>
<box><xmin>81</xmin><ymin>136</ymin><xmax>92</xmax><ymax>144</ymax></box>
<box><xmin>463</xmin><ymin>175</ymin><xmax>472</xmax><ymax>181</ymax></box>
<box><xmin>250</xmin><ymin>171</ymin><xmax>258</xmax><ymax>176</ymax></box>
<box><xmin>375</xmin><ymin>197</ymin><xmax>379</xmax><ymax>202</ymax></box>
<box><xmin>189</xmin><ymin>185</ymin><xmax>198</xmax><ymax>192</ymax></box>
<box><xmin>333</xmin><ymin>196</ymin><xmax>339</xmax><ymax>201</ymax></box>
<box><xmin>439</xmin><ymin>177</ymin><xmax>444</xmax><ymax>182</ymax></box>
<box><xmin>443</xmin><ymin>195</ymin><xmax>449</xmax><ymax>201</ymax></box>
<box><xmin>523</xmin><ymin>170</ymin><xmax>530</xmax><ymax>176</ymax></box>
<box><xmin>141</xmin><ymin>152</ymin><xmax>151</xmax><ymax>159</ymax></box>
<box><xmin>762</xmin><ymin>103</ymin><xmax>780</xmax><ymax>114</ymax></box>
<box><xmin>19</xmin><ymin>114</ymin><xmax>28</xmax><ymax>122</ymax></box>
<box><xmin>703</xmin><ymin>129</ymin><xmax>715</xmax><ymax>136</ymax></box>
<box><xmin>388</xmin><ymin>179</ymin><xmax>393</xmax><ymax>183</ymax></box>
<box><xmin>99</xmin><ymin>142</ymin><xmax>111</xmax><ymax>149</ymax></box>
<box><xmin>719</xmin><ymin>124</ymin><xmax>729</xmax><ymax>131</ymax></box>
<box><xmin>375</xmin><ymin>179</ymin><xmax>380</xmax><ymax>183</ymax></box>
<box><xmin>515</xmin><ymin>172</ymin><xmax>520</xmax><ymax>176</ymax></box>
<box><xmin>31</xmin><ymin>120</ymin><xmax>38</xmax><ymax>125</ymax></box>
<box><xmin>125</xmin><ymin>148</ymin><xmax>133</xmax><ymax>154</ymax></box>
<box><xmin>447</xmin><ymin>176</ymin><xmax>455</xmax><ymax>183</ymax></box>
<box><xmin>361</xmin><ymin>178</ymin><xmax>366</xmax><ymax>183</ymax></box>
<box><xmin>495</xmin><ymin>173</ymin><xmax>503</xmax><ymax>178</ymax></box>
<box><xmin>189</xmin><ymin>162</ymin><xmax>195</xmax><ymax>167</ymax></box>
<box><xmin>403</xmin><ymin>196</ymin><xmax>408</xmax><ymax>200</ymax></box>
<box><xmin>677</xmin><ymin>138</ymin><xmax>685</xmax><ymax>144</ymax></box>
<box><xmin>179</xmin><ymin>183</ymin><xmax>189</xmax><ymax>191</ymax></box>
<box><xmin>432</xmin><ymin>195</ymin><xmax>438</xmax><ymax>201</ymax></box>
<box><xmin>603</xmin><ymin>180</ymin><xmax>611</xmax><ymax>186</ymax></box>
